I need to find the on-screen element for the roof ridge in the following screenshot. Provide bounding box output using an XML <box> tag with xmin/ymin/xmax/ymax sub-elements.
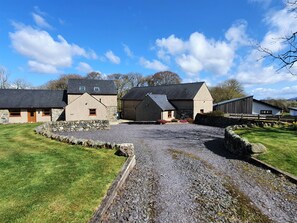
<box><xmin>130</xmin><ymin>82</ymin><xmax>204</xmax><ymax>89</ymax></box>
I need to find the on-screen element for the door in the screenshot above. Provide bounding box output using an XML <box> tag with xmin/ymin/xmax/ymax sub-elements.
<box><xmin>27</xmin><ymin>109</ymin><xmax>36</xmax><ymax>122</ymax></box>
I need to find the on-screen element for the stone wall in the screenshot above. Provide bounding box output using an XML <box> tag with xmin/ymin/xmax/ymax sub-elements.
<box><xmin>35</xmin><ymin>120</ymin><xmax>134</xmax><ymax>157</ymax></box>
<box><xmin>37</xmin><ymin>119</ymin><xmax>110</xmax><ymax>133</ymax></box>
<box><xmin>0</xmin><ymin>109</ymin><xmax>9</xmax><ymax>124</ymax></box>
<box><xmin>195</xmin><ymin>114</ymin><xmax>251</xmax><ymax>128</ymax></box>
<box><xmin>223</xmin><ymin>123</ymin><xmax>281</xmax><ymax>157</ymax></box>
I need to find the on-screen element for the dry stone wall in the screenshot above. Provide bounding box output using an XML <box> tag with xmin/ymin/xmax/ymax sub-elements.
<box><xmin>0</xmin><ymin>109</ymin><xmax>9</xmax><ymax>124</ymax></box>
<box><xmin>224</xmin><ymin>123</ymin><xmax>281</xmax><ymax>157</ymax></box>
<box><xmin>35</xmin><ymin>120</ymin><xmax>134</xmax><ymax>157</ymax></box>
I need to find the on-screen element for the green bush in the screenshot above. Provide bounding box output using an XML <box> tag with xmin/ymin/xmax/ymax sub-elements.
<box><xmin>171</xmin><ymin>119</ymin><xmax>178</xmax><ymax>122</ymax></box>
<box><xmin>204</xmin><ymin>110</ymin><xmax>225</xmax><ymax>117</ymax></box>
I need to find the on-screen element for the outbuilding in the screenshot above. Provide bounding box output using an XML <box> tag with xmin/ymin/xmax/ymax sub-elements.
<box><xmin>213</xmin><ymin>96</ymin><xmax>282</xmax><ymax>115</ymax></box>
<box><xmin>121</xmin><ymin>82</ymin><xmax>213</xmax><ymax>120</ymax></box>
<box><xmin>135</xmin><ymin>94</ymin><xmax>176</xmax><ymax>121</ymax></box>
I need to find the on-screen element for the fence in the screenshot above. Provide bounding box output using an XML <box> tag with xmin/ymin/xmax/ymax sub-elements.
<box><xmin>226</xmin><ymin>114</ymin><xmax>297</xmax><ymax>123</ymax></box>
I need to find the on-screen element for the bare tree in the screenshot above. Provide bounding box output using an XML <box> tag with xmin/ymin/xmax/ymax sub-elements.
<box><xmin>86</xmin><ymin>71</ymin><xmax>104</xmax><ymax>80</ymax></box>
<box><xmin>145</xmin><ymin>71</ymin><xmax>182</xmax><ymax>86</ymax></box>
<box><xmin>259</xmin><ymin>1</ymin><xmax>297</xmax><ymax>74</ymax></box>
<box><xmin>12</xmin><ymin>79</ymin><xmax>32</xmax><ymax>89</ymax></box>
<box><xmin>0</xmin><ymin>66</ymin><xmax>9</xmax><ymax>89</ymax></box>
<box><xmin>44</xmin><ymin>74</ymin><xmax>83</xmax><ymax>90</ymax></box>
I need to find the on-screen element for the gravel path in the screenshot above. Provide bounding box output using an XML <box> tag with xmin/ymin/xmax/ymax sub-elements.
<box><xmin>61</xmin><ymin>124</ymin><xmax>297</xmax><ymax>223</ymax></box>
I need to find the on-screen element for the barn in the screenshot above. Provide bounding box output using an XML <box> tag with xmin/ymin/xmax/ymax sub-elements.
<box><xmin>213</xmin><ymin>96</ymin><xmax>282</xmax><ymax>115</ymax></box>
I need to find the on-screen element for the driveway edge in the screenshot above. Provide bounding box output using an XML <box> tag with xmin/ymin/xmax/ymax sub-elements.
<box><xmin>89</xmin><ymin>155</ymin><xmax>136</xmax><ymax>223</ymax></box>
<box><xmin>250</xmin><ymin>157</ymin><xmax>297</xmax><ymax>184</ymax></box>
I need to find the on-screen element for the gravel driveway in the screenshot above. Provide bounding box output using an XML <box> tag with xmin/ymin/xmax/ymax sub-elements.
<box><xmin>61</xmin><ymin>124</ymin><xmax>297</xmax><ymax>223</ymax></box>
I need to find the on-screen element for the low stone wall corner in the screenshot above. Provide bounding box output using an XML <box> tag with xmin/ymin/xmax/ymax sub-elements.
<box><xmin>224</xmin><ymin>125</ymin><xmax>267</xmax><ymax>157</ymax></box>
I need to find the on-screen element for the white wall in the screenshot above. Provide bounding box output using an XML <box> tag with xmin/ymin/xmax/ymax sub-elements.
<box><xmin>252</xmin><ymin>101</ymin><xmax>281</xmax><ymax>115</ymax></box>
<box><xmin>290</xmin><ymin>108</ymin><xmax>297</xmax><ymax>116</ymax></box>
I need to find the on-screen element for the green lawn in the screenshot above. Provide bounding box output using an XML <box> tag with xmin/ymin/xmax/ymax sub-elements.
<box><xmin>0</xmin><ymin>123</ymin><xmax>126</xmax><ymax>223</ymax></box>
<box><xmin>235</xmin><ymin>126</ymin><xmax>297</xmax><ymax>176</ymax></box>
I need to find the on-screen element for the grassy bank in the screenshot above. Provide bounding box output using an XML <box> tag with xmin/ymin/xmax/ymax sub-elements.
<box><xmin>0</xmin><ymin>123</ymin><xmax>126</xmax><ymax>223</ymax></box>
<box><xmin>235</xmin><ymin>126</ymin><xmax>297</xmax><ymax>176</ymax></box>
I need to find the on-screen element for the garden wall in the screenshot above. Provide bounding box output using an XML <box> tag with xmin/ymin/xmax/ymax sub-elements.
<box><xmin>35</xmin><ymin>120</ymin><xmax>134</xmax><ymax>157</ymax></box>
<box><xmin>224</xmin><ymin>123</ymin><xmax>281</xmax><ymax>157</ymax></box>
<box><xmin>195</xmin><ymin>114</ymin><xmax>251</xmax><ymax>128</ymax></box>
<box><xmin>37</xmin><ymin>119</ymin><xmax>110</xmax><ymax>133</ymax></box>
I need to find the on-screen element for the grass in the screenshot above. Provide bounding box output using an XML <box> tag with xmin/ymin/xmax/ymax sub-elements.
<box><xmin>0</xmin><ymin>123</ymin><xmax>126</xmax><ymax>223</ymax></box>
<box><xmin>235</xmin><ymin>126</ymin><xmax>297</xmax><ymax>176</ymax></box>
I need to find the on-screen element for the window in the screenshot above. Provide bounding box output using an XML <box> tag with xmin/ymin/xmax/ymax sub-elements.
<box><xmin>79</xmin><ymin>86</ymin><xmax>86</xmax><ymax>92</ymax></box>
<box><xmin>89</xmin><ymin>109</ymin><xmax>96</xmax><ymax>116</ymax></box>
<box><xmin>9</xmin><ymin>109</ymin><xmax>21</xmax><ymax>117</ymax></box>
<box><xmin>260</xmin><ymin>110</ymin><xmax>272</xmax><ymax>114</ymax></box>
<box><xmin>200</xmin><ymin>109</ymin><xmax>204</xmax><ymax>114</ymax></box>
<box><xmin>94</xmin><ymin>86</ymin><xmax>100</xmax><ymax>92</ymax></box>
<box><xmin>42</xmin><ymin>109</ymin><xmax>51</xmax><ymax>116</ymax></box>
<box><xmin>168</xmin><ymin>111</ymin><xmax>172</xmax><ymax>118</ymax></box>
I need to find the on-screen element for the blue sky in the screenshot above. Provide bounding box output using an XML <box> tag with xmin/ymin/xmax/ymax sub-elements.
<box><xmin>1</xmin><ymin>0</ymin><xmax>297</xmax><ymax>99</ymax></box>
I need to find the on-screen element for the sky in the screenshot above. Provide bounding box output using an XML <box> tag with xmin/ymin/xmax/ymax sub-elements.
<box><xmin>1</xmin><ymin>0</ymin><xmax>297</xmax><ymax>99</ymax></box>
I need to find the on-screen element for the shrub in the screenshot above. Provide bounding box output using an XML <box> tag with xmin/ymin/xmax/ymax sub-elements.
<box><xmin>186</xmin><ymin>117</ymin><xmax>194</xmax><ymax>123</ymax></box>
<box><xmin>204</xmin><ymin>110</ymin><xmax>225</xmax><ymax>117</ymax></box>
<box><xmin>157</xmin><ymin>119</ymin><xmax>167</xmax><ymax>124</ymax></box>
<box><xmin>171</xmin><ymin>119</ymin><xmax>178</xmax><ymax>122</ymax></box>
<box><xmin>289</xmin><ymin>122</ymin><xmax>297</xmax><ymax>130</ymax></box>
<box><xmin>179</xmin><ymin>119</ymin><xmax>188</xmax><ymax>123</ymax></box>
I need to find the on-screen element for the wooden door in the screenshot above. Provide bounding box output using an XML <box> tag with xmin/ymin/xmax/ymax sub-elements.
<box><xmin>27</xmin><ymin>109</ymin><xmax>36</xmax><ymax>122</ymax></box>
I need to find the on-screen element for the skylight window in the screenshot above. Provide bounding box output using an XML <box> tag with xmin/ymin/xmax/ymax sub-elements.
<box><xmin>79</xmin><ymin>86</ymin><xmax>86</xmax><ymax>92</ymax></box>
<box><xmin>94</xmin><ymin>86</ymin><xmax>100</xmax><ymax>92</ymax></box>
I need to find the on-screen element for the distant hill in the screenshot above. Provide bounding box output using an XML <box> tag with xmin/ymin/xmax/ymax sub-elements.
<box><xmin>288</xmin><ymin>97</ymin><xmax>297</xmax><ymax>101</ymax></box>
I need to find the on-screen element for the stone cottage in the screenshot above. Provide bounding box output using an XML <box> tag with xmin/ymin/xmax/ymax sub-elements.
<box><xmin>0</xmin><ymin>79</ymin><xmax>117</xmax><ymax>123</ymax></box>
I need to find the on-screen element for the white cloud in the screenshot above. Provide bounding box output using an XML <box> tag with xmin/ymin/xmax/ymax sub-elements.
<box><xmin>225</xmin><ymin>21</ymin><xmax>251</xmax><ymax>47</ymax></box>
<box><xmin>139</xmin><ymin>57</ymin><xmax>168</xmax><ymax>71</ymax></box>
<box><xmin>261</xmin><ymin>5</ymin><xmax>297</xmax><ymax>53</ymax></box>
<box><xmin>32</xmin><ymin>13</ymin><xmax>52</xmax><ymax>29</ymax></box>
<box><xmin>154</xmin><ymin>23</ymin><xmax>250</xmax><ymax>77</ymax></box>
<box><xmin>252</xmin><ymin>85</ymin><xmax>297</xmax><ymax>99</ymax></box>
<box><xmin>175</xmin><ymin>54</ymin><xmax>202</xmax><ymax>75</ymax></box>
<box><xmin>76</xmin><ymin>62</ymin><xmax>93</xmax><ymax>73</ymax></box>
<box><xmin>123</xmin><ymin>44</ymin><xmax>133</xmax><ymax>58</ymax></box>
<box><xmin>28</xmin><ymin>61</ymin><xmax>58</xmax><ymax>74</ymax></box>
<box><xmin>234</xmin><ymin>4</ymin><xmax>297</xmax><ymax>86</ymax></box>
<box><xmin>105</xmin><ymin>50</ymin><xmax>121</xmax><ymax>64</ymax></box>
<box><xmin>156</xmin><ymin>34</ymin><xmax>185</xmax><ymax>55</ymax></box>
<box><xmin>9</xmin><ymin>23</ymin><xmax>96</xmax><ymax>74</ymax></box>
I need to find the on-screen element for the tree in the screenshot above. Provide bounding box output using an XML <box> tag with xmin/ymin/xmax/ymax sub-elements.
<box><xmin>12</xmin><ymin>78</ymin><xmax>32</xmax><ymax>89</ymax></box>
<box><xmin>86</xmin><ymin>71</ymin><xmax>103</xmax><ymax>80</ymax></box>
<box><xmin>145</xmin><ymin>71</ymin><xmax>181</xmax><ymax>86</ymax></box>
<box><xmin>259</xmin><ymin>1</ymin><xmax>297</xmax><ymax>74</ymax></box>
<box><xmin>0</xmin><ymin>66</ymin><xmax>9</xmax><ymax>89</ymax></box>
<box><xmin>44</xmin><ymin>74</ymin><xmax>83</xmax><ymax>90</ymax></box>
<box><xmin>107</xmin><ymin>72</ymin><xmax>145</xmax><ymax>110</ymax></box>
<box><xmin>210</xmin><ymin>79</ymin><xmax>246</xmax><ymax>103</ymax></box>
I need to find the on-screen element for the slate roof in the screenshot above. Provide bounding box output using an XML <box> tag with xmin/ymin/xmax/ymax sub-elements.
<box><xmin>122</xmin><ymin>82</ymin><xmax>204</xmax><ymax>100</ymax></box>
<box><xmin>213</xmin><ymin>96</ymin><xmax>253</xmax><ymax>106</ymax></box>
<box><xmin>0</xmin><ymin>89</ymin><xmax>67</xmax><ymax>109</ymax></box>
<box><xmin>67</xmin><ymin>79</ymin><xmax>117</xmax><ymax>95</ymax></box>
<box><xmin>147</xmin><ymin>94</ymin><xmax>175</xmax><ymax>111</ymax></box>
